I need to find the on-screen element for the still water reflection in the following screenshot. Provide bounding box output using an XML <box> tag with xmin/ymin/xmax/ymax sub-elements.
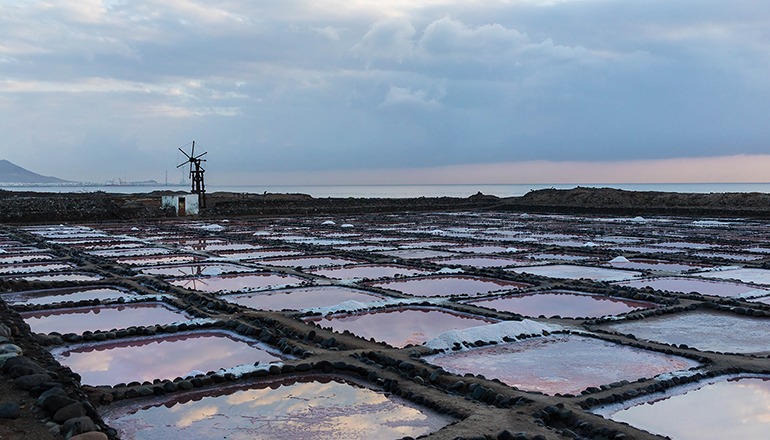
<box><xmin>54</xmin><ymin>331</ymin><xmax>283</xmax><ymax>385</ymax></box>
<box><xmin>103</xmin><ymin>375</ymin><xmax>454</xmax><ymax>440</ymax></box>
<box><xmin>606</xmin><ymin>377</ymin><xmax>770</xmax><ymax>440</ymax></box>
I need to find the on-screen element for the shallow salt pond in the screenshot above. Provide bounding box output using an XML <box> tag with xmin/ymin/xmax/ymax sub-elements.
<box><xmin>222</xmin><ymin>286</ymin><xmax>386</xmax><ymax>311</ymax></box>
<box><xmin>0</xmin><ymin>253</ymin><xmax>55</xmax><ymax>264</ymax></box>
<box><xmin>117</xmin><ymin>254</ymin><xmax>201</xmax><ymax>266</ymax></box>
<box><xmin>139</xmin><ymin>262</ymin><xmax>256</xmax><ymax>277</ymax></box>
<box><xmin>696</xmin><ymin>267</ymin><xmax>770</xmax><ymax>286</ymax></box>
<box><xmin>0</xmin><ymin>262</ymin><xmax>74</xmax><ymax>274</ymax></box>
<box><xmin>53</xmin><ymin>330</ymin><xmax>284</xmax><ymax>386</ymax></box>
<box><xmin>598</xmin><ymin>376</ymin><xmax>770</xmax><ymax>440</ymax></box>
<box><xmin>432</xmin><ymin>256</ymin><xmax>529</xmax><ymax>268</ymax></box>
<box><xmin>2</xmin><ymin>286</ymin><xmax>138</xmax><ymax>306</ymax></box>
<box><xmin>259</xmin><ymin>255</ymin><xmax>365</xmax><ymax>268</ymax></box>
<box><xmin>11</xmin><ymin>272</ymin><xmax>103</xmax><ymax>282</ymax></box>
<box><xmin>216</xmin><ymin>249</ymin><xmax>304</xmax><ymax>260</ymax></box>
<box><xmin>601</xmin><ymin>311</ymin><xmax>770</xmax><ymax>353</ymax></box>
<box><xmin>467</xmin><ymin>291</ymin><xmax>655</xmax><ymax>318</ymax></box>
<box><xmin>169</xmin><ymin>273</ymin><xmax>306</xmax><ymax>293</ymax></box>
<box><xmin>507</xmin><ymin>264</ymin><xmax>641</xmax><ymax>282</ymax></box>
<box><xmin>615</xmin><ymin>277</ymin><xmax>770</xmax><ymax>298</ymax></box>
<box><xmin>305</xmin><ymin>307</ymin><xmax>497</xmax><ymax>348</ymax></box>
<box><xmin>370</xmin><ymin>275</ymin><xmax>529</xmax><ymax>297</ymax></box>
<box><xmin>102</xmin><ymin>375</ymin><xmax>454</xmax><ymax>440</ymax></box>
<box><xmin>21</xmin><ymin>302</ymin><xmax>193</xmax><ymax>334</ymax></box>
<box><xmin>606</xmin><ymin>259</ymin><xmax>708</xmax><ymax>273</ymax></box>
<box><xmin>425</xmin><ymin>334</ymin><xmax>699</xmax><ymax>395</ymax></box>
<box><xmin>310</xmin><ymin>264</ymin><xmax>427</xmax><ymax>280</ymax></box>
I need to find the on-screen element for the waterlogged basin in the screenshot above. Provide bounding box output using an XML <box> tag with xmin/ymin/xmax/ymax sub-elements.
<box><xmin>602</xmin><ymin>311</ymin><xmax>770</xmax><ymax>353</ymax></box>
<box><xmin>600</xmin><ymin>376</ymin><xmax>770</xmax><ymax>440</ymax></box>
<box><xmin>310</xmin><ymin>264</ymin><xmax>427</xmax><ymax>280</ymax></box>
<box><xmin>370</xmin><ymin>275</ymin><xmax>529</xmax><ymax>297</ymax></box>
<box><xmin>169</xmin><ymin>273</ymin><xmax>306</xmax><ymax>293</ymax></box>
<box><xmin>1</xmin><ymin>286</ymin><xmax>137</xmax><ymax>306</ymax></box>
<box><xmin>217</xmin><ymin>249</ymin><xmax>304</xmax><ymax>260</ymax></box>
<box><xmin>0</xmin><ymin>262</ymin><xmax>74</xmax><ymax>274</ymax></box>
<box><xmin>0</xmin><ymin>253</ymin><xmax>55</xmax><ymax>264</ymax></box>
<box><xmin>11</xmin><ymin>272</ymin><xmax>103</xmax><ymax>282</ymax></box>
<box><xmin>606</xmin><ymin>259</ymin><xmax>708</xmax><ymax>273</ymax></box>
<box><xmin>467</xmin><ymin>291</ymin><xmax>655</xmax><ymax>318</ymax></box>
<box><xmin>53</xmin><ymin>330</ymin><xmax>284</xmax><ymax>385</ymax></box>
<box><xmin>697</xmin><ymin>267</ymin><xmax>770</xmax><ymax>286</ymax></box>
<box><xmin>615</xmin><ymin>277</ymin><xmax>770</xmax><ymax>298</ymax></box>
<box><xmin>21</xmin><ymin>302</ymin><xmax>192</xmax><ymax>334</ymax></box>
<box><xmin>259</xmin><ymin>255</ymin><xmax>365</xmax><ymax>268</ymax></box>
<box><xmin>117</xmin><ymin>255</ymin><xmax>201</xmax><ymax>266</ymax></box>
<box><xmin>507</xmin><ymin>264</ymin><xmax>641</xmax><ymax>282</ymax></box>
<box><xmin>433</xmin><ymin>256</ymin><xmax>528</xmax><ymax>268</ymax></box>
<box><xmin>140</xmin><ymin>263</ymin><xmax>255</xmax><ymax>278</ymax></box>
<box><xmin>425</xmin><ymin>334</ymin><xmax>699</xmax><ymax>395</ymax></box>
<box><xmin>305</xmin><ymin>307</ymin><xmax>497</xmax><ymax>348</ymax></box>
<box><xmin>222</xmin><ymin>286</ymin><xmax>386</xmax><ymax>311</ymax></box>
<box><xmin>102</xmin><ymin>375</ymin><xmax>455</xmax><ymax>440</ymax></box>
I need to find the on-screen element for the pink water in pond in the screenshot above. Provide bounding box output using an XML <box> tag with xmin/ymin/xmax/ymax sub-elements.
<box><xmin>371</xmin><ymin>275</ymin><xmax>529</xmax><ymax>297</ymax></box>
<box><xmin>615</xmin><ymin>277</ymin><xmax>770</xmax><ymax>297</ymax></box>
<box><xmin>0</xmin><ymin>262</ymin><xmax>73</xmax><ymax>274</ymax></box>
<box><xmin>103</xmin><ymin>375</ymin><xmax>454</xmax><ymax>440</ymax></box>
<box><xmin>305</xmin><ymin>307</ymin><xmax>497</xmax><ymax>348</ymax></box>
<box><xmin>425</xmin><ymin>335</ymin><xmax>698</xmax><ymax>395</ymax></box>
<box><xmin>169</xmin><ymin>273</ymin><xmax>305</xmax><ymax>293</ymax></box>
<box><xmin>607</xmin><ymin>377</ymin><xmax>770</xmax><ymax>439</ymax></box>
<box><xmin>140</xmin><ymin>263</ymin><xmax>255</xmax><ymax>277</ymax></box>
<box><xmin>310</xmin><ymin>264</ymin><xmax>427</xmax><ymax>280</ymax></box>
<box><xmin>377</xmin><ymin>249</ymin><xmax>458</xmax><ymax>259</ymax></box>
<box><xmin>468</xmin><ymin>291</ymin><xmax>655</xmax><ymax>318</ymax></box>
<box><xmin>1</xmin><ymin>286</ymin><xmax>137</xmax><ymax>306</ymax></box>
<box><xmin>222</xmin><ymin>286</ymin><xmax>386</xmax><ymax>311</ymax></box>
<box><xmin>259</xmin><ymin>255</ymin><xmax>365</xmax><ymax>268</ymax></box>
<box><xmin>54</xmin><ymin>331</ymin><xmax>283</xmax><ymax>385</ymax></box>
<box><xmin>21</xmin><ymin>302</ymin><xmax>192</xmax><ymax>334</ymax></box>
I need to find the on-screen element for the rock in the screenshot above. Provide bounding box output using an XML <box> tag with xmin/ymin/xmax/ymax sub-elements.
<box><xmin>53</xmin><ymin>402</ymin><xmax>86</xmax><ymax>423</ymax></box>
<box><xmin>63</xmin><ymin>416</ymin><xmax>96</xmax><ymax>437</ymax></box>
<box><xmin>36</xmin><ymin>386</ymin><xmax>67</xmax><ymax>406</ymax></box>
<box><xmin>3</xmin><ymin>356</ymin><xmax>47</xmax><ymax>378</ymax></box>
<box><xmin>69</xmin><ymin>432</ymin><xmax>108</xmax><ymax>440</ymax></box>
<box><xmin>14</xmin><ymin>373</ymin><xmax>53</xmax><ymax>390</ymax></box>
<box><xmin>0</xmin><ymin>402</ymin><xmax>20</xmax><ymax>419</ymax></box>
<box><xmin>42</xmin><ymin>394</ymin><xmax>78</xmax><ymax>414</ymax></box>
<box><xmin>0</xmin><ymin>324</ymin><xmax>11</xmax><ymax>337</ymax></box>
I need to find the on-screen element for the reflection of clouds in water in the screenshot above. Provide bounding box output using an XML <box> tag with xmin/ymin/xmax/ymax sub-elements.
<box><xmin>113</xmin><ymin>378</ymin><xmax>448</xmax><ymax>438</ymax></box>
<box><xmin>65</xmin><ymin>349</ymin><xmax>113</xmax><ymax>373</ymax></box>
<box><xmin>737</xmin><ymin>380</ymin><xmax>770</xmax><ymax>423</ymax></box>
<box><xmin>176</xmin><ymin>405</ymin><xmax>219</xmax><ymax>428</ymax></box>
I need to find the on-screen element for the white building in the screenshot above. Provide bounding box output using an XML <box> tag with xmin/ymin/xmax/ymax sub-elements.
<box><xmin>161</xmin><ymin>194</ymin><xmax>199</xmax><ymax>216</ymax></box>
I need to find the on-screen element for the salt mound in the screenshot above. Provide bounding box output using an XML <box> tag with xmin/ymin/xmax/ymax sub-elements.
<box><xmin>200</xmin><ymin>224</ymin><xmax>225</xmax><ymax>231</ymax></box>
<box><xmin>321</xmin><ymin>220</ymin><xmax>336</xmax><ymax>225</ymax></box>
<box><xmin>424</xmin><ymin>320</ymin><xmax>563</xmax><ymax>351</ymax></box>
<box><xmin>609</xmin><ymin>256</ymin><xmax>630</xmax><ymax>263</ymax></box>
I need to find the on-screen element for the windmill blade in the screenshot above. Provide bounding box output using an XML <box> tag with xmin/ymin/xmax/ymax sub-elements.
<box><xmin>194</xmin><ymin>151</ymin><xmax>207</xmax><ymax>160</ymax></box>
<box><xmin>178</xmin><ymin>147</ymin><xmax>192</xmax><ymax>159</ymax></box>
<box><xmin>176</xmin><ymin>161</ymin><xmax>188</xmax><ymax>168</ymax></box>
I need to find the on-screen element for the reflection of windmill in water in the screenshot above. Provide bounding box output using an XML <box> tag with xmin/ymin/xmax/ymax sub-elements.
<box><xmin>177</xmin><ymin>141</ymin><xmax>208</xmax><ymax>209</ymax></box>
<box><xmin>179</xmin><ymin>275</ymin><xmax>209</xmax><ymax>291</ymax></box>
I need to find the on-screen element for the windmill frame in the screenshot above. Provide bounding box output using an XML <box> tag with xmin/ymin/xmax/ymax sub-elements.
<box><xmin>177</xmin><ymin>141</ymin><xmax>208</xmax><ymax>209</ymax></box>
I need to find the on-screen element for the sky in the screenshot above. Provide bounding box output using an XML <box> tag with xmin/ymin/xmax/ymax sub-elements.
<box><xmin>1</xmin><ymin>0</ymin><xmax>769</xmax><ymax>185</ymax></box>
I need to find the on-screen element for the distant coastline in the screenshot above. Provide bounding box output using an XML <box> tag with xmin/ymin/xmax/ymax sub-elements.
<box><xmin>4</xmin><ymin>182</ymin><xmax>770</xmax><ymax>198</ymax></box>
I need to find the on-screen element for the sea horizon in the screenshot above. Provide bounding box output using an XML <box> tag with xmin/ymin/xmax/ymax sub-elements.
<box><xmin>4</xmin><ymin>182</ymin><xmax>770</xmax><ymax>198</ymax></box>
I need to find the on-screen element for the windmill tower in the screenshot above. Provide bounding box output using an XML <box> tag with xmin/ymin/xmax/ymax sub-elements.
<box><xmin>177</xmin><ymin>141</ymin><xmax>208</xmax><ymax>209</ymax></box>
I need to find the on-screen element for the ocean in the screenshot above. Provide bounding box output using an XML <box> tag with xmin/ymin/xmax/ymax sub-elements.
<box><xmin>4</xmin><ymin>183</ymin><xmax>770</xmax><ymax>198</ymax></box>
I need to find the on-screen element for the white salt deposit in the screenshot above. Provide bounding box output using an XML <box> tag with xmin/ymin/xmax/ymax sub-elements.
<box><xmin>200</xmin><ymin>224</ymin><xmax>225</xmax><ymax>231</ymax></box>
<box><xmin>304</xmin><ymin>297</ymin><xmax>443</xmax><ymax>315</ymax></box>
<box><xmin>321</xmin><ymin>220</ymin><xmax>336</xmax><ymax>225</ymax></box>
<box><xmin>609</xmin><ymin>256</ymin><xmax>630</xmax><ymax>263</ymax></box>
<box><xmin>424</xmin><ymin>320</ymin><xmax>564</xmax><ymax>351</ymax></box>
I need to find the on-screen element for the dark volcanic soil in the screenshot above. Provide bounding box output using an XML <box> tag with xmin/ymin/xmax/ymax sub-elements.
<box><xmin>4</xmin><ymin>187</ymin><xmax>770</xmax><ymax>223</ymax></box>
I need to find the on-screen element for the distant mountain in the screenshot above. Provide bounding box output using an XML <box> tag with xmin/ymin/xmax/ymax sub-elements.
<box><xmin>0</xmin><ymin>159</ymin><xmax>71</xmax><ymax>184</ymax></box>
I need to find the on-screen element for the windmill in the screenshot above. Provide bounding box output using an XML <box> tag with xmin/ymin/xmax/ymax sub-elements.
<box><xmin>177</xmin><ymin>141</ymin><xmax>207</xmax><ymax>209</ymax></box>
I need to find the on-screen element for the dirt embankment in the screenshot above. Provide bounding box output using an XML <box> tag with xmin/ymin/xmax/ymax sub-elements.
<box><xmin>499</xmin><ymin>187</ymin><xmax>770</xmax><ymax>218</ymax></box>
<box><xmin>4</xmin><ymin>187</ymin><xmax>770</xmax><ymax>223</ymax></box>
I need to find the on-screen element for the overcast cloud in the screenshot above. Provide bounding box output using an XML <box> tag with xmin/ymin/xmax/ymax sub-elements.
<box><xmin>1</xmin><ymin>0</ymin><xmax>769</xmax><ymax>184</ymax></box>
